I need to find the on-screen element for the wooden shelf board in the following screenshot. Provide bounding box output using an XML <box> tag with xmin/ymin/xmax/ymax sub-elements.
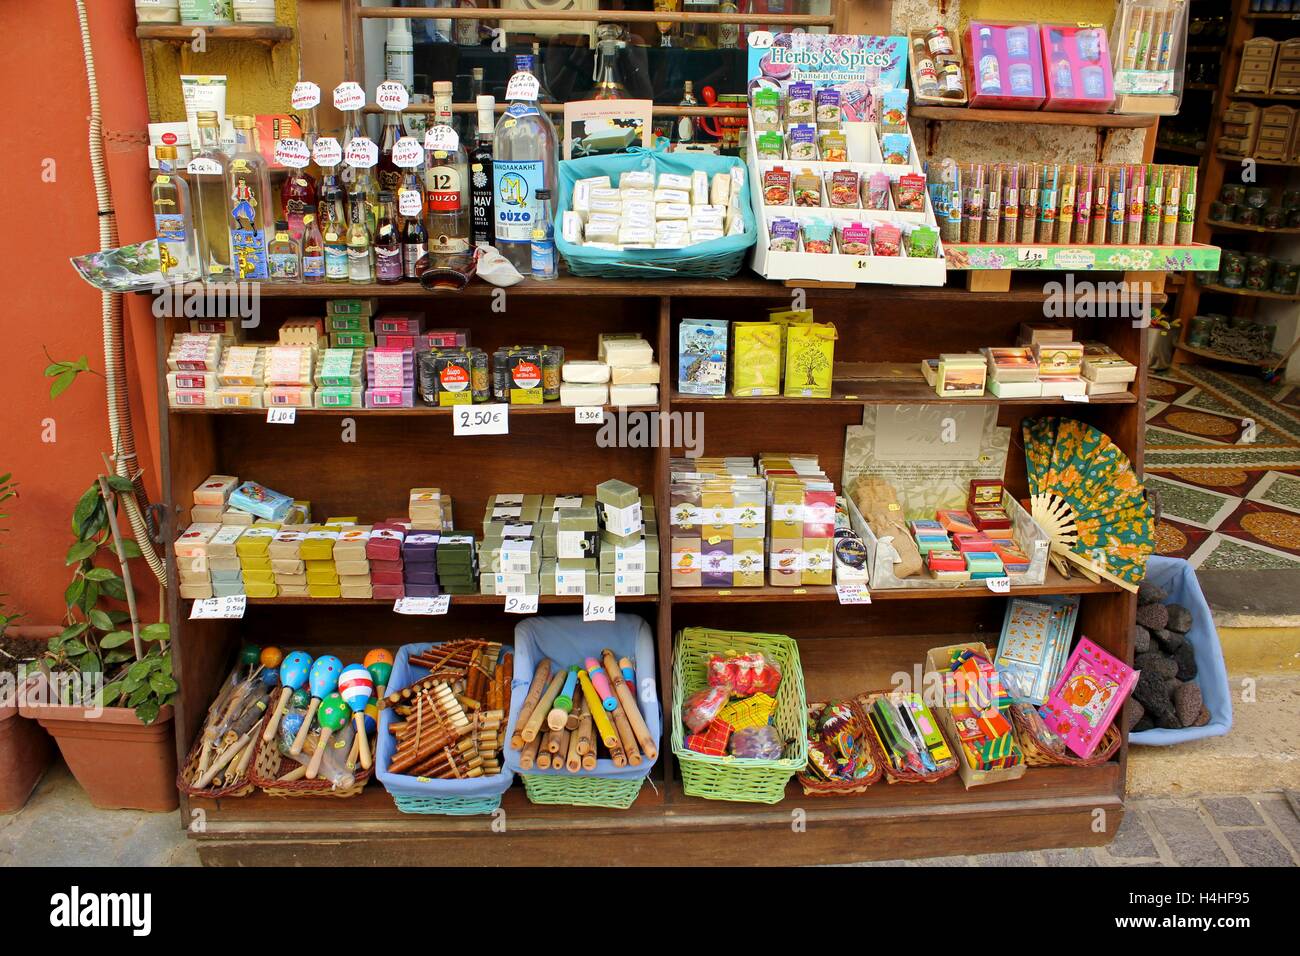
<box><xmin>136</xmin><ymin>24</ymin><xmax>292</xmax><ymax>42</ymax></box>
<box><xmin>168</xmin><ymin>404</ymin><xmax>657</xmax><ymax>417</ymax></box>
<box><xmin>1176</xmin><ymin>342</ymin><xmax>1278</xmax><ymax>368</ymax></box>
<box><xmin>1226</xmin><ymin>90</ymin><xmax>1300</xmax><ymax>102</ymax></box>
<box><xmin>911</xmin><ymin>106</ymin><xmax>1157</xmax><ymax>128</ymax></box>
<box><xmin>671</xmin><ymin>377</ymin><xmax>1136</xmax><ymax>407</ymax></box>
<box><xmin>215</xmin><ymin>593</ymin><xmax>658</xmax><ymax>608</ymax></box>
<box><xmin>1155</xmin><ymin>141</ymin><xmax>1206</xmax><ymax>156</ymax></box>
<box><xmin>1206</xmin><ymin>219</ymin><xmax>1300</xmax><ymax>235</ymax></box>
<box><xmin>1198</xmin><ymin>280</ymin><xmax>1300</xmax><ymax>301</ymax></box>
<box><xmin>1215</xmin><ymin>153</ymin><xmax>1300</xmax><ymax>167</ymax></box>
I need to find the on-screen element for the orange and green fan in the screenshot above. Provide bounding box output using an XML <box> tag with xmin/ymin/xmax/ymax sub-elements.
<box><xmin>1023</xmin><ymin>417</ymin><xmax>1154</xmax><ymax>592</ymax></box>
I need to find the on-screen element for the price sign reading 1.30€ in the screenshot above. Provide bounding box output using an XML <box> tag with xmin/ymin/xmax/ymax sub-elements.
<box><xmin>453</xmin><ymin>404</ymin><xmax>508</xmax><ymax>436</ymax></box>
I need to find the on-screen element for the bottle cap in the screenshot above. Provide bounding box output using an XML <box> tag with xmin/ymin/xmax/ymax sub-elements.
<box><xmin>379</xmin><ymin>191</ymin><xmax>394</xmax><ymax>201</ymax></box>
<box><xmin>536</xmin><ymin>189</ymin><xmax>551</xmax><ymax>200</ymax></box>
<box><xmin>275</xmin><ymin>220</ymin><xmax>289</xmax><ymax>230</ymax></box>
<box><xmin>232</xmin><ymin>115</ymin><xmax>255</xmax><ymax>129</ymax></box>
<box><xmin>156</xmin><ymin>145</ymin><xmax>178</xmax><ymax>160</ymax></box>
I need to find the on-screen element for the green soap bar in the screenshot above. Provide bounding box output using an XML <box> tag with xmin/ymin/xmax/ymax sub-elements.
<box><xmin>556</xmin><ymin>557</ymin><xmax>598</xmax><ymax>571</ymax></box>
<box><xmin>596</xmin><ymin>478</ymin><xmax>640</xmax><ymax>509</ymax></box>
<box><xmin>558</xmin><ymin>507</ymin><xmax>599</xmax><ymax>533</ymax></box>
<box><xmin>327</xmin><ymin>315</ymin><xmax>366</xmax><ymax>332</ymax></box>
<box><xmin>600</xmin><ymin>528</ymin><xmax>645</xmax><ymax>549</ymax></box>
<box><xmin>325</xmin><ymin>298</ymin><xmax>378</xmax><ymax>316</ymax></box>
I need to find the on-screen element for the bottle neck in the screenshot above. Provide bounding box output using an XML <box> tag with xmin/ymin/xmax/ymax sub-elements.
<box><xmin>197</xmin><ymin>124</ymin><xmax>223</xmax><ymax>152</ymax></box>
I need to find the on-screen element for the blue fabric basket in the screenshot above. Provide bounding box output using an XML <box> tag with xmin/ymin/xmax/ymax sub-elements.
<box><xmin>555</xmin><ymin>147</ymin><xmax>756</xmax><ymax>279</ymax></box>
<box><xmin>1129</xmin><ymin>556</ymin><xmax>1233</xmax><ymax>745</ymax></box>
<box><xmin>375</xmin><ymin>642</ymin><xmax>516</xmax><ymax>815</ymax></box>
<box><xmin>504</xmin><ymin>615</ymin><xmax>660</xmax><ymax>807</ymax></box>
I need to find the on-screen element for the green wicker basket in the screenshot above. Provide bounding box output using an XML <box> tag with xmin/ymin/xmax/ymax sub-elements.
<box><xmin>392</xmin><ymin>792</ymin><xmax>505</xmax><ymax>816</ymax></box>
<box><xmin>672</xmin><ymin>627</ymin><xmax>808</xmax><ymax>804</ymax></box>
<box><xmin>520</xmin><ymin>772</ymin><xmax>646</xmax><ymax>810</ymax></box>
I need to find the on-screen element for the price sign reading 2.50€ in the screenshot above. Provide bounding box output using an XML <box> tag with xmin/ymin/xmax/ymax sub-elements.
<box><xmin>453</xmin><ymin>404</ymin><xmax>508</xmax><ymax>436</ymax></box>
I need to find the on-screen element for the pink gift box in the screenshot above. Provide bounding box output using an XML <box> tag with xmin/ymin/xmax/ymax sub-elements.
<box><xmin>1040</xmin><ymin>24</ymin><xmax>1114</xmax><ymax>113</ymax></box>
<box><xmin>965</xmin><ymin>21</ymin><xmax>1046</xmax><ymax>110</ymax></box>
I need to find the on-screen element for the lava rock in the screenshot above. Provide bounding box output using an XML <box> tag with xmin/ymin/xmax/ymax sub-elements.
<box><xmin>1125</xmin><ymin>699</ymin><xmax>1146</xmax><ymax>732</ymax></box>
<box><xmin>1154</xmin><ymin>627</ymin><xmax>1185</xmax><ymax>654</ymax></box>
<box><xmin>1133</xmin><ymin>716</ymin><xmax>1155</xmax><ymax>732</ymax></box>
<box><xmin>1135</xmin><ymin>669</ymin><xmax>1178</xmax><ymax>728</ymax></box>
<box><xmin>1133</xmin><ymin>624</ymin><xmax>1152</xmax><ymax>654</ymax></box>
<box><xmin>1195</xmin><ymin>707</ymin><xmax>1211</xmax><ymax>727</ymax></box>
<box><xmin>1155</xmin><ymin>706</ymin><xmax>1183</xmax><ymax>729</ymax></box>
<box><xmin>1165</xmin><ymin>604</ymin><xmax>1193</xmax><ymax>634</ymax></box>
<box><xmin>1138</xmin><ymin>580</ymin><xmax>1168</xmax><ymax>606</ymax></box>
<box><xmin>1173</xmin><ymin>642</ymin><xmax>1198</xmax><ymax>681</ymax></box>
<box><xmin>1174</xmin><ymin>681</ymin><xmax>1204</xmax><ymax>728</ymax></box>
<box><xmin>1136</xmin><ymin>651</ymin><xmax>1178</xmax><ymax>680</ymax></box>
<box><xmin>1136</xmin><ymin>602</ymin><xmax>1169</xmax><ymax>632</ymax></box>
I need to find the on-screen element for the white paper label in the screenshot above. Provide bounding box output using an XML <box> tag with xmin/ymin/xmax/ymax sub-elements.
<box><xmin>494</xmin><ymin>573</ymin><xmax>529</xmax><ymax>595</ymax></box>
<box><xmin>1062</xmin><ymin>392</ymin><xmax>1090</xmax><ymax>403</ymax></box>
<box><xmin>500</xmin><ymin>541</ymin><xmax>533</xmax><ymax>574</ymax></box>
<box><xmin>424</xmin><ymin>125</ymin><xmax>459</xmax><ymax>152</ymax></box>
<box><xmin>614</xmin><ymin>573</ymin><xmax>646</xmax><ymax>596</ymax></box>
<box><xmin>398</xmin><ymin>187</ymin><xmax>423</xmax><ymax>217</ymax></box>
<box><xmin>186</xmin><ymin>157</ymin><xmax>222</xmax><ymax>175</ymax></box>
<box><xmin>344</xmin><ymin>136</ymin><xmax>378</xmax><ymax>169</ymax></box>
<box><xmin>274</xmin><ymin>138</ymin><xmax>310</xmax><ymax>170</ymax></box>
<box><xmin>375</xmin><ymin>80</ymin><xmax>410</xmax><ymax>112</ymax></box>
<box><xmin>575</xmin><ymin>406</ymin><xmax>604</xmax><ymax>425</ymax></box>
<box><xmin>504</xmin><ymin>594</ymin><xmax>539</xmax><ymax>614</ymax></box>
<box><xmin>454</xmin><ymin>404</ymin><xmax>508</xmax><ymax>436</ymax></box>
<box><xmin>394</xmin><ymin>595</ymin><xmax>451</xmax><ymax>615</ymax></box>
<box><xmin>615</xmin><ymin>542</ymin><xmax>646</xmax><ymax>574</ymax></box>
<box><xmin>333</xmin><ymin>81</ymin><xmax>366</xmax><ymax>111</ymax></box>
<box><xmin>602</xmin><ymin>501</ymin><xmax>643</xmax><ymax>538</ymax></box>
<box><xmin>266</xmin><ymin>407</ymin><xmax>297</xmax><ymax>425</ymax></box>
<box><xmin>312</xmin><ymin>136</ymin><xmax>342</xmax><ymax>167</ymax></box>
<box><xmin>505</xmin><ymin>72</ymin><xmax>540</xmax><ymax>102</ymax></box>
<box><xmin>291</xmin><ymin>81</ymin><xmax>321</xmax><ymax>110</ymax></box>
<box><xmin>1016</xmin><ymin>247</ymin><xmax>1048</xmax><ymax>265</ymax></box>
<box><xmin>835</xmin><ymin>584</ymin><xmax>872</xmax><ymax>605</ymax></box>
<box><xmin>557</xmin><ymin>530</ymin><xmax>586</xmax><ymax>559</ymax></box>
<box><xmin>554</xmin><ymin>570</ymin><xmax>586</xmax><ymax>596</ymax></box>
<box><xmin>392</xmin><ymin>136</ymin><xmax>424</xmax><ymax>169</ymax></box>
<box><xmin>190</xmin><ymin>595</ymin><xmax>246</xmax><ymax>619</ymax></box>
<box><xmin>583</xmin><ymin>594</ymin><xmax>615</xmax><ymax>621</ymax></box>
<box><xmin>985</xmin><ymin>576</ymin><xmax>1012</xmax><ymax>594</ymax></box>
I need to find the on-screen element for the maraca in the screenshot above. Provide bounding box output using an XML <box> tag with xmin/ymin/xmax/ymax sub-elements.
<box><xmin>263</xmin><ymin>651</ymin><xmax>312</xmax><ymax>742</ymax></box>
<box><xmin>364</xmin><ymin>648</ymin><xmax>394</xmax><ymax>700</ymax></box>
<box><xmin>338</xmin><ymin>664</ymin><xmax>375</xmax><ymax>770</ymax></box>
<box><xmin>291</xmin><ymin>654</ymin><xmax>342</xmax><ymax>755</ymax></box>
<box><xmin>346</xmin><ymin>699</ymin><xmax>380</xmax><ymax>771</ymax></box>
<box><xmin>239</xmin><ymin>643</ymin><xmax>261</xmax><ymax>677</ymax></box>
<box><xmin>306</xmin><ymin>692</ymin><xmax>351</xmax><ymax>779</ymax></box>
<box><xmin>260</xmin><ymin>646</ymin><xmax>283</xmax><ymax>671</ymax></box>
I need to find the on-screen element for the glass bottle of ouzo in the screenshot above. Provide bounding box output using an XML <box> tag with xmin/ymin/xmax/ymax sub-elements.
<box><xmin>492</xmin><ymin>69</ymin><xmax>557</xmax><ymax>273</ymax></box>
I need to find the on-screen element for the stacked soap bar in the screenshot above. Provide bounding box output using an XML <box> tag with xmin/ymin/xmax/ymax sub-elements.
<box><xmin>544</xmin><ymin>499</ymin><xmax>599</xmax><ymax>596</ymax></box>
<box><xmin>314</xmin><ymin>348</ymin><xmax>365</xmax><ymax>409</ymax></box>
<box><xmin>326</xmin><ymin>298</ymin><xmax>378</xmax><ymax>349</ymax></box>
<box><xmin>207</xmin><ymin>525</ymin><xmax>245</xmax><ymax>597</ymax></box>
<box><xmin>402</xmin><ymin>530</ymin><xmax>441</xmax><ymax>598</ymax></box>
<box><xmin>365</xmin><ymin>346</ymin><xmax>415</xmax><ymax>409</ymax></box>
<box><xmin>190</xmin><ymin>474</ymin><xmax>237</xmax><ymax>524</ymax></box>
<box><xmin>408</xmin><ymin>488</ymin><xmax>444</xmax><ymax>529</ymax></box>
<box><xmin>436</xmin><ymin>531</ymin><xmax>478</xmax><ymax>595</ymax></box>
<box><xmin>367</xmin><ymin>523</ymin><xmax>406</xmax><ymax>600</ymax></box>
<box><xmin>301</xmin><ymin>525</ymin><xmax>342</xmax><ymax>598</ymax></box>
<box><xmin>596</xmin><ymin>479</ymin><xmax>659</xmax><ymax>596</ymax></box>
<box><xmin>264</xmin><ymin>345</ymin><xmax>315</xmax><ymax>408</ymax></box>
<box><xmin>334</xmin><ymin>525</ymin><xmax>372</xmax><ymax>599</ymax></box>
<box><xmin>480</xmin><ymin>494</ymin><xmax>542</xmax><ymax>596</ymax></box>
<box><xmin>235</xmin><ymin>525</ymin><xmax>278</xmax><ymax>598</ymax></box>
<box><xmin>762</xmin><ymin>453</ymin><xmax>837</xmax><ymax>587</ymax></box>
<box><xmin>278</xmin><ymin>317</ymin><xmax>325</xmax><ymax>350</ymax></box>
<box><xmin>213</xmin><ymin>345</ymin><xmax>267</xmax><ymax>409</ymax></box>
<box><xmin>166</xmin><ymin>333</ymin><xmax>226</xmax><ymax>408</ymax></box>
<box><xmin>669</xmin><ymin>457</ymin><xmax>767</xmax><ymax>588</ymax></box>
<box><xmin>174</xmin><ymin>523</ymin><xmax>219</xmax><ymax>599</ymax></box>
<box><xmin>559</xmin><ymin>333</ymin><xmax>660</xmax><ymax>408</ymax></box>
<box><xmin>269</xmin><ymin>526</ymin><xmax>310</xmax><ymax>597</ymax></box>
<box><xmin>832</xmin><ymin>496</ymin><xmax>869</xmax><ymax>586</ymax></box>
<box><xmin>228</xmin><ymin>480</ymin><xmax>294</xmax><ymax>522</ymax></box>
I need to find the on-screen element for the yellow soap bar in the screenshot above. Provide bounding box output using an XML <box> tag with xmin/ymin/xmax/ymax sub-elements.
<box><xmin>308</xmin><ymin>584</ymin><xmax>342</xmax><ymax>598</ymax></box>
<box><xmin>244</xmin><ymin>580</ymin><xmax>278</xmax><ymax>598</ymax></box>
<box><xmin>241</xmin><ymin>569</ymin><xmax>276</xmax><ymax>585</ymax></box>
<box><xmin>239</xmin><ymin>555</ymin><xmax>272</xmax><ymax>571</ymax></box>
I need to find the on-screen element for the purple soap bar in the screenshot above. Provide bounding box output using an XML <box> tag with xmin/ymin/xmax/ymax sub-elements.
<box><xmin>403</xmin><ymin>568</ymin><xmax>439</xmax><ymax>586</ymax></box>
<box><xmin>403</xmin><ymin>583</ymin><xmax>441</xmax><ymax>597</ymax></box>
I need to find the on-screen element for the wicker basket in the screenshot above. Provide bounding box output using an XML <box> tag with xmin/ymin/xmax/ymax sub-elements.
<box><xmin>520</xmin><ymin>773</ymin><xmax>646</xmax><ymax>810</ymax></box>
<box><xmin>795</xmin><ymin>695</ymin><xmax>886</xmax><ymax>796</ymax></box>
<box><xmin>924</xmin><ymin>642</ymin><xmax>1027</xmax><ymax>789</ymax></box>
<box><xmin>248</xmin><ymin>708</ymin><xmax>371</xmax><ymax>798</ymax></box>
<box><xmin>860</xmin><ymin>691</ymin><xmax>960</xmax><ymax>785</ymax></box>
<box><xmin>672</xmin><ymin>627</ymin><xmax>808</xmax><ymax>804</ymax></box>
<box><xmin>176</xmin><ymin>729</ymin><xmax>256</xmax><ymax>800</ymax></box>
<box><xmin>1013</xmin><ymin>709</ymin><xmax>1123</xmax><ymax>767</ymax></box>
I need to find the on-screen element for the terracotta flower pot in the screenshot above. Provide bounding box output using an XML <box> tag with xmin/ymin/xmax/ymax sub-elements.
<box><xmin>0</xmin><ymin>626</ymin><xmax>58</xmax><ymax>813</ymax></box>
<box><xmin>20</xmin><ymin>673</ymin><xmax>178</xmax><ymax>812</ymax></box>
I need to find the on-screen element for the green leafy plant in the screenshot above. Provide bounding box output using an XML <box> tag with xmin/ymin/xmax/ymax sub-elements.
<box><xmin>42</xmin><ymin>350</ymin><xmax>98</xmax><ymax>400</ymax></box>
<box><xmin>0</xmin><ymin>472</ymin><xmax>18</xmax><ymax>635</ymax></box>
<box><xmin>46</xmin><ymin>473</ymin><xmax>174</xmax><ymax>724</ymax></box>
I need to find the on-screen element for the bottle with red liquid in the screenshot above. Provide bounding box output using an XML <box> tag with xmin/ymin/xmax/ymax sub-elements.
<box><xmin>377</xmin><ymin>103</ymin><xmax>407</xmax><ymax>198</ymax></box>
<box><xmin>281</xmin><ymin>104</ymin><xmax>319</xmax><ymax>242</ymax></box>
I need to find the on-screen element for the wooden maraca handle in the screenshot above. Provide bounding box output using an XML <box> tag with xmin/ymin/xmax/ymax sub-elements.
<box><xmin>353</xmin><ymin>713</ymin><xmax>372</xmax><ymax>770</ymax></box>
<box><xmin>263</xmin><ymin>686</ymin><xmax>293</xmax><ymax>742</ymax></box>
<box><xmin>290</xmin><ymin>698</ymin><xmax>321</xmax><ymax>755</ymax></box>
<box><xmin>306</xmin><ymin>727</ymin><xmax>333</xmax><ymax>779</ymax></box>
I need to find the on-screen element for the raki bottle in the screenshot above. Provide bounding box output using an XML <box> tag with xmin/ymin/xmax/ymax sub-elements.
<box><xmin>492</xmin><ymin>70</ymin><xmax>557</xmax><ymax>273</ymax></box>
<box><xmin>151</xmin><ymin>145</ymin><xmax>199</xmax><ymax>281</ymax></box>
<box><xmin>227</xmin><ymin>115</ymin><xmax>274</xmax><ymax>280</ymax></box>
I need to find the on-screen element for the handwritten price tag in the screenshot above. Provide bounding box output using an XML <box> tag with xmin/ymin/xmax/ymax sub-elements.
<box><xmin>583</xmin><ymin>594</ymin><xmax>616</xmax><ymax>622</ymax></box>
<box><xmin>504</xmin><ymin>594</ymin><xmax>539</xmax><ymax>614</ymax></box>
<box><xmin>398</xmin><ymin>188</ymin><xmax>423</xmax><ymax>217</ymax></box>
<box><xmin>312</xmin><ymin>136</ymin><xmax>341</xmax><ymax>167</ymax></box>
<box><xmin>392</xmin><ymin>136</ymin><xmax>423</xmax><ymax>169</ymax></box>
<box><xmin>985</xmin><ymin>576</ymin><xmax>1012</xmax><ymax>594</ymax></box>
<box><xmin>333</xmin><ymin>81</ymin><xmax>366</xmax><ymax>111</ymax></box>
<box><xmin>291</xmin><ymin>81</ymin><xmax>321</xmax><ymax>110</ymax></box>
<box><xmin>453</xmin><ymin>404</ymin><xmax>508</xmax><ymax>436</ymax></box>
<box><xmin>393</xmin><ymin>595</ymin><xmax>451</xmax><ymax>615</ymax></box>
<box><xmin>1016</xmin><ymin>247</ymin><xmax>1048</xmax><ymax>265</ymax></box>
<box><xmin>424</xmin><ymin>125</ymin><xmax>459</xmax><ymax>152</ymax></box>
<box><xmin>375</xmin><ymin>80</ymin><xmax>410</xmax><ymax>111</ymax></box>
<box><xmin>266</xmin><ymin>407</ymin><xmax>297</xmax><ymax>425</ymax></box>
<box><xmin>344</xmin><ymin>136</ymin><xmax>378</xmax><ymax>169</ymax></box>
<box><xmin>505</xmin><ymin>72</ymin><xmax>540</xmax><ymax>102</ymax></box>
<box><xmin>190</xmin><ymin>596</ymin><xmax>246</xmax><ymax>619</ymax></box>
<box><xmin>1062</xmin><ymin>392</ymin><xmax>1090</xmax><ymax>403</ymax></box>
<box><xmin>574</xmin><ymin>406</ymin><xmax>604</xmax><ymax>425</ymax></box>
<box><xmin>273</xmin><ymin>138</ymin><xmax>310</xmax><ymax>169</ymax></box>
<box><xmin>835</xmin><ymin>584</ymin><xmax>872</xmax><ymax>605</ymax></box>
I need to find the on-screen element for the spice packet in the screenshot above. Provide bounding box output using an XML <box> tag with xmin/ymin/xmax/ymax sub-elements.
<box><xmin>865</xmin><ymin>171</ymin><xmax>891</xmax><ymax>210</ymax></box>
<box><xmin>763</xmin><ymin>167</ymin><xmax>792</xmax><ymax>206</ymax></box>
<box><xmin>756</xmin><ymin>130</ymin><xmax>785</xmax><ymax>159</ymax></box>
<box><xmin>837</xmin><ymin>222</ymin><xmax>872</xmax><ymax>255</ymax></box>
<box><xmin>840</xmin><ymin>80</ymin><xmax>875</xmax><ymax>123</ymax></box>
<box><xmin>827</xmin><ymin>169</ymin><xmax>861</xmax><ymax>208</ymax></box>
<box><xmin>787</xmin><ymin>123</ymin><xmax>818</xmax><ymax>161</ymax></box>
<box><xmin>880</xmin><ymin>88</ymin><xmax>909</xmax><ymax>131</ymax></box>
<box><xmin>794</xmin><ymin>168</ymin><xmax>822</xmax><ymax>207</ymax></box>
<box><xmin>908</xmin><ymin>225</ymin><xmax>939</xmax><ymax>258</ymax></box>
<box><xmin>872</xmin><ymin>222</ymin><xmax>902</xmax><ymax>256</ymax></box>
<box><xmin>881</xmin><ymin>132</ymin><xmax>911</xmax><ymax>165</ymax></box>
<box><xmin>818</xmin><ymin>129</ymin><xmax>848</xmax><ymax>162</ymax></box>
<box><xmin>800</xmin><ymin>220</ymin><xmax>834</xmax><ymax>254</ymax></box>
<box><xmin>768</xmin><ymin>217</ymin><xmax>800</xmax><ymax>251</ymax></box>
<box><xmin>892</xmin><ymin>173</ymin><xmax>927</xmax><ymax>212</ymax></box>
<box><xmin>815</xmin><ymin>87</ymin><xmax>842</xmax><ymax>128</ymax></box>
<box><xmin>787</xmin><ymin>81</ymin><xmax>814</xmax><ymax>123</ymax></box>
<box><xmin>751</xmin><ymin>87</ymin><xmax>782</xmax><ymax>130</ymax></box>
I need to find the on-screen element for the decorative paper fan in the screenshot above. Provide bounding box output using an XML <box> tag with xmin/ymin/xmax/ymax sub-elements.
<box><xmin>1023</xmin><ymin>417</ymin><xmax>1154</xmax><ymax>591</ymax></box>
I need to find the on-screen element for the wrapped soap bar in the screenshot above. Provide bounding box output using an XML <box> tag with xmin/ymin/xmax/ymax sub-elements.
<box><xmin>654</xmin><ymin>187</ymin><xmax>690</xmax><ymax>204</ymax></box>
<box><xmin>229</xmin><ymin>481</ymin><xmax>293</xmax><ymax>521</ymax></box>
<box><xmin>560</xmin><ymin>382</ymin><xmax>608</xmax><ymax>407</ymax></box>
<box><xmin>656</xmin><ymin>202</ymin><xmax>691</xmax><ymax>221</ymax></box>
<box><xmin>619</xmin><ymin>169</ymin><xmax>655</xmax><ymax>190</ymax></box>
<box><xmin>611</xmin><ymin>363</ymin><xmax>659</xmax><ymax>385</ymax></box>
<box><xmin>709</xmin><ymin>172</ymin><xmax>732</xmax><ymax>207</ymax></box>
<box><xmin>609</xmin><ymin>383</ymin><xmax>658</xmax><ymax>406</ymax></box>
<box><xmin>658</xmin><ymin>172</ymin><xmax>692</xmax><ymax>191</ymax></box>
<box><xmin>561</xmin><ymin>210</ymin><xmax>583</xmax><ymax>243</ymax></box>
<box><xmin>562</xmin><ymin>360</ymin><xmax>610</xmax><ymax>384</ymax></box>
<box><xmin>602</xmin><ymin>337</ymin><xmax>653</xmax><ymax>368</ymax></box>
<box><xmin>193</xmin><ymin>475</ymin><xmax>238</xmax><ymax>507</ymax></box>
<box><xmin>692</xmin><ymin>170</ymin><xmax>709</xmax><ymax>205</ymax></box>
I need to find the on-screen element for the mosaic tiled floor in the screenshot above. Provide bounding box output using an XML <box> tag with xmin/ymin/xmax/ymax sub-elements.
<box><xmin>1146</xmin><ymin>367</ymin><xmax>1300</xmax><ymax>569</ymax></box>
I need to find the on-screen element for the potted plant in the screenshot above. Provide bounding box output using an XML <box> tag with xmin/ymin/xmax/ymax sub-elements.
<box><xmin>19</xmin><ymin>470</ymin><xmax>178</xmax><ymax>811</ymax></box>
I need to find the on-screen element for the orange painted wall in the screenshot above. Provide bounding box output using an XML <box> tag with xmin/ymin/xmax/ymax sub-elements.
<box><xmin>2</xmin><ymin>2</ymin><xmax>162</xmax><ymax>625</ymax></box>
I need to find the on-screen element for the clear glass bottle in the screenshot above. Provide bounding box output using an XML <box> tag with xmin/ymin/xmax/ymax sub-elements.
<box><xmin>400</xmin><ymin>168</ymin><xmax>427</xmax><ymax>278</ymax></box>
<box><xmin>346</xmin><ymin>190</ymin><xmax>374</xmax><ymax>283</ymax></box>
<box><xmin>377</xmin><ymin>102</ymin><xmax>408</xmax><ymax>198</ymax></box>
<box><xmin>301</xmin><ymin>211</ymin><xmax>325</xmax><ymax>283</ymax></box>
<box><xmin>470</xmin><ymin>94</ymin><xmax>495</xmax><ymax>247</ymax></box>
<box><xmin>321</xmin><ymin>188</ymin><xmax>349</xmax><ymax>283</ymax></box>
<box><xmin>267</xmin><ymin>220</ymin><xmax>301</xmax><ymax>282</ymax></box>
<box><xmin>340</xmin><ymin>104</ymin><xmax>362</xmax><ymax>189</ymax></box>
<box><xmin>374</xmin><ymin>191</ymin><xmax>404</xmax><ymax>284</ymax></box>
<box><xmin>590</xmin><ymin>28</ymin><xmax>628</xmax><ymax>100</ymax></box>
<box><xmin>530</xmin><ymin>188</ymin><xmax>557</xmax><ymax>280</ymax></box>
<box><xmin>493</xmin><ymin>70</ymin><xmax>558</xmax><ymax>272</ymax></box>
<box><xmin>425</xmin><ymin>80</ymin><xmax>471</xmax><ymax>267</ymax></box>
<box><xmin>677</xmin><ymin>81</ymin><xmax>698</xmax><ymax>143</ymax></box>
<box><xmin>227</xmin><ymin>114</ymin><xmax>273</xmax><ymax>280</ymax></box>
<box><xmin>151</xmin><ymin>145</ymin><xmax>200</xmax><ymax>281</ymax></box>
<box><xmin>281</xmin><ymin>102</ymin><xmax>318</xmax><ymax>243</ymax></box>
<box><xmin>188</xmin><ymin>110</ymin><xmax>233</xmax><ymax>279</ymax></box>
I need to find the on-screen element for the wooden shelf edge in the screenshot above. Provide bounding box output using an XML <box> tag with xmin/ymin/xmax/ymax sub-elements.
<box><xmin>670</xmin><ymin>390</ymin><xmax>1137</xmax><ymax>408</ymax></box>
<box><xmin>670</xmin><ymin>578</ymin><xmax>1123</xmax><ymax>603</ymax></box>
<box><xmin>136</xmin><ymin>24</ymin><xmax>292</xmax><ymax>42</ymax></box>
<box><xmin>1175</xmin><ymin>342</ymin><xmax>1278</xmax><ymax>368</ymax></box>
<box><xmin>168</xmin><ymin>404</ymin><xmax>658</xmax><ymax>417</ymax></box>
<box><xmin>1198</xmin><ymin>279</ymin><xmax>1300</xmax><ymax>302</ymax></box>
<box><xmin>912</xmin><ymin>105</ymin><xmax>1158</xmax><ymax>128</ymax></box>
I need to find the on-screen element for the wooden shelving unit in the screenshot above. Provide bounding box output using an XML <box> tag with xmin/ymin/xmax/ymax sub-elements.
<box><xmin>136</xmin><ymin>23</ymin><xmax>293</xmax><ymax>43</ymax></box>
<box><xmin>155</xmin><ymin>275</ymin><xmax>1144</xmax><ymax>866</ymax></box>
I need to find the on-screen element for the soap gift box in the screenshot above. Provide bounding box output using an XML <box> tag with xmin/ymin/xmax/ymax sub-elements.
<box><xmin>964</xmin><ymin>21</ymin><xmax>1047</xmax><ymax>110</ymax></box>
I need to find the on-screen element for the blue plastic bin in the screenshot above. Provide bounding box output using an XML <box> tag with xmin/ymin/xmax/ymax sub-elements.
<box><xmin>375</xmin><ymin>642</ymin><xmax>515</xmax><ymax>814</ymax></box>
<box><xmin>1129</xmin><ymin>556</ymin><xmax>1233</xmax><ymax>745</ymax></box>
